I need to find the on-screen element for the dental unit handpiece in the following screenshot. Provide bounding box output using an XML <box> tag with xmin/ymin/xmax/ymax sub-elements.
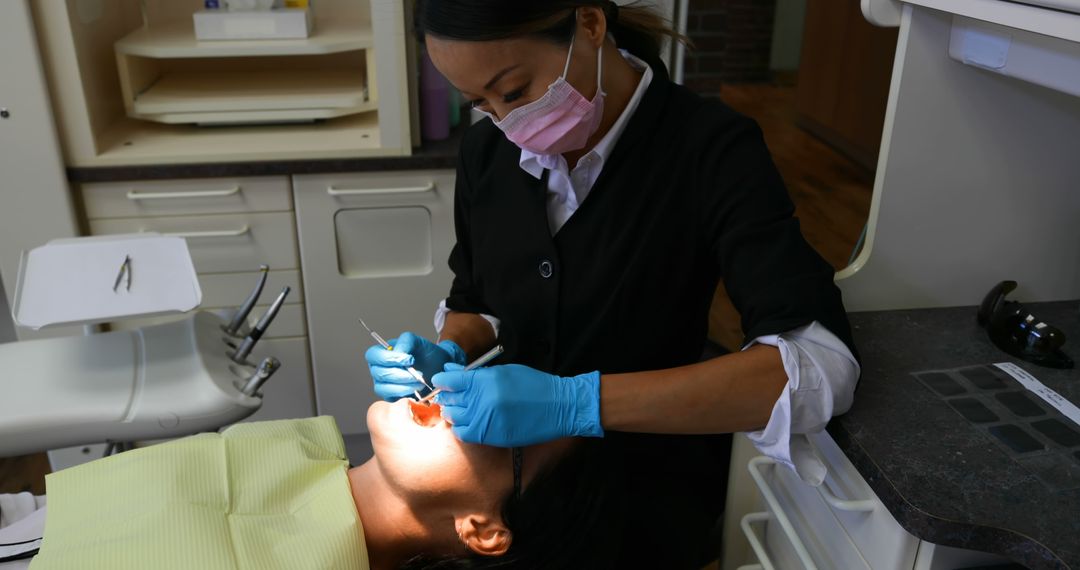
<box><xmin>224</xmin><ymin>265</ymin><xmax>270</xmax><ymax>337</ymax></box>
<box><xmin>359</xmin><ymin>319</ymin><xmax>433</xmax><ymax>391</ymax></box>
<box><xmin>230</xmin><ymin>286</ymin><xmax>290</xmax><ymax>364</ymax></box>
<box><xmin>241</xmin><ymin>357</ymin><xmax>281</xmax><ymax>396</ymax></box>
<box><xmin>417</xmin><ymin>344</ymin><xmax>505</xmax><ymax>404</ymax></box>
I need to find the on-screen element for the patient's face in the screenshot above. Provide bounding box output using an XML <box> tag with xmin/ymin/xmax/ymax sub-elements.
<box><xmin>366</xmin><ymin>399</ymin><xmax>514</xmax><ymax>501</ymax></box>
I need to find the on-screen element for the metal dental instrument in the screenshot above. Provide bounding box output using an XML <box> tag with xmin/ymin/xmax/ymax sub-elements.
<box><xmin>112</xmin><ymin>255</ymin><xmax>132</xmax><ymax>292</ymax></box>
<box><xmin>241</xmin><ymin>356</ymin><xmax>281</xmax><ymax>396</ymax></box>
<box><xmin>225</xmin><ymin>265</ymin><xmax>269</xmax><ymax>336</ymax></box>
<box><xmin>417</xmin><ymin>344</ymin><xmax>505</xmax><ymax>404</ymax></box>
<box><xmin>359</xmin><ymin>319</ymin><xmax>432</xmax><ymax>391</ymax></box>
<box><xmin>230</xmin><ymin>286</ymin><xmax>290</xmax><ymax>364</ymax></box>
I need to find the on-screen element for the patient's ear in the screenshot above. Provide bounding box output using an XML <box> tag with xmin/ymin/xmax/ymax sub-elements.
<box><xmin>456</xmin><ymin>514</ymin><xmax>512</xmax><ymax>556</ymax></box>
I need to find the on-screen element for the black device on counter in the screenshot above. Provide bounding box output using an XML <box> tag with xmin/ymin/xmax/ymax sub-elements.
<box><xmin>977</xmin><ymin>280</ymin><xmax>1074</xmax><ymax>369</ymax></box>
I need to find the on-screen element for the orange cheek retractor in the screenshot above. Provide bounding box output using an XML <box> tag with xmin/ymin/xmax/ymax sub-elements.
<box><xmin>408</xmin><ymin>399</ymin><xmax>443</xmax><ymax>427</ymax></box>
<box><xmin>404</xmin><ymin>344</ymin><xmax>506</xmax><ymax>428</ymax></box>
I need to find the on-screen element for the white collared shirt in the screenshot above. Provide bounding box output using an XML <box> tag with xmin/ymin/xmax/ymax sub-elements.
<box><xmin>435</xmin><ymin>50</ymin><xmax>859</xmax><ymax>485</ymax></box>
<box><xmin>519</xmin><ymin>50</ymin><xmax>654</xmax><ymax>234</ymax></box>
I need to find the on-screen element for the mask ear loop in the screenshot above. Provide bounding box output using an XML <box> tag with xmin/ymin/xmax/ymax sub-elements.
<box><xmin>561</xmin><ymin>27</ymin><xmax>577</xmax><ymax>79</ymax></box>
<box><xmin>595</xmin><ymin>43</ymin><xmax>605</xmax><ymax>97</ymax></box>
<box><xmin>562</xmin><ymin>19</ymin><xmax>606</xmax><ymax>97</ymax></box>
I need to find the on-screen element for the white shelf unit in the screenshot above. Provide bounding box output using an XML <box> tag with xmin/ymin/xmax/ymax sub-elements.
<box><xmin>125</xmin><ymin>68</ymin><xmax>375</xmax><ymax>124</ymax></box>
<box><xmin>115</xmin><ymin>17</ymin><xmax>377</xmax><ymax>126</ymax></box>
<box><xmin>115</xmin><ymin>17</ymin><xmax>373</xmax><ymax>58</ymax></box>
<box><xmin>30</xmin><ymin>0</ymin><xmax>411</xmax><ymax>166</ymax></box>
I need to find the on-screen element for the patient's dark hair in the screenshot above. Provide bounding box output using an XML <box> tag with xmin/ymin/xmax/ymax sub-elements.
<box><xmin>414</xmin><ymin>0</ymin><xmax>688</xmax><ymax>69</ymax></box>
<box><xmin>398</xmin><ymin>439</ymin><xmax>627</xmax><ymax>570</ymax></box>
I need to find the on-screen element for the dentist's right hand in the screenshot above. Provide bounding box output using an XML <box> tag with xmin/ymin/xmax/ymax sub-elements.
<box><xmin>365</xmin><ymin>332</ymin><xmax>467</xmax><ymax>401</ymax></box>
<box><xmin>432</xmin><ymin>363</ymin><xmax>603</xmax><ymax>447</ymax></box>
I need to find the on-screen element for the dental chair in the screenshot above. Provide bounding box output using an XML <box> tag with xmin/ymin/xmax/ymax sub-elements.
<box><xmin>0</xmin><ymin>235</ymin><xmax>287</xmax><ymax>458</ymax></box>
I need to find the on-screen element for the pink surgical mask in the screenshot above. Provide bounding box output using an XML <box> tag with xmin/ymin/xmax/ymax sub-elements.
<box><xmin>488</xmin><ymin>35</ymin><xmax>605</xmax><ymax>155</ymax></box>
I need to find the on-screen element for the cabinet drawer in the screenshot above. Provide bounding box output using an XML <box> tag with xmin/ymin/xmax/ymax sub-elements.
<box><xmin>196</xmin><ymin>270</ymin><xmax>304</xmax><ymax>308</ymax></box>
<box><xmin>808</xmin><ymin>432</ymin><xmax>920</xmax><ymax>570</ymax></box>
<box><xmin>239</xmin><ymin>336</ymin><xmax>315</xmax><ymax>423</ymax></box>
<box><xmin>293</xmin><ymin>170</ymin><xmax>456</xmax><ymax>434</ymax></box>
<box><xmin>112</xmin><ymin>304</ymin><xmax>307</xmax><ymax>339</ymax></box>
<box><xmin>89</xmin><ymin>212</ymin><xmax>299</xmax><ymax>273</ymax></box>
<box><xmin>81</xmin><ymin>177</ymin><xmax>292</xmax><ymax>219</ymax></box>
<box><xmin>748</xmin><ymin>456</ymin><xmax>871</xmax><ymax>570</ymax></box>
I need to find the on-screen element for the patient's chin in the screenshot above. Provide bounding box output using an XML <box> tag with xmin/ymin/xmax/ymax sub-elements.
<box><xmin>365</xmin><ymin>400</ymin><xmax>397</xmax><ymax>439</ymax></box>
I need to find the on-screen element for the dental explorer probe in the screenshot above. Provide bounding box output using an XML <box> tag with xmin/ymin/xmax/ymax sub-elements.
<box><xmin>224</xmin><ymin>265</ymin><xmax>270</xmax><ymax>337</ymax></box>
<box><xmin>230</xmin><ymin>286</ymin><xmax>290</xmax><ymax>364</ymax></box>
<box><xmin>359</xmin><ymin>319</ymin><xmax>433</xmax><ymax>390</ymax></box>
<box><xmin>417</xmin><ymin>344</ymin><xmax>505</xmax><ymax>404</ymax></box>
<box><xmin>241</xmin><ymin>357</ymin><xmax>281</xmax><ymax>396</ymax></box>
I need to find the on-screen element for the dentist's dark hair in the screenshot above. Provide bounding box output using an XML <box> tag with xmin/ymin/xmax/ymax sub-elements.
<box><xmin>414</xmin><ymin>0</ymin><xmax>688</xmax><ymax>71</ymax></box>
<box><xmin>397</xmin><ymin>439</ymin><xmax>627</xmax><ymax>570</ymax></box>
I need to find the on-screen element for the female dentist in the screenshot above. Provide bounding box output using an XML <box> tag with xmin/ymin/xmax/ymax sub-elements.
<box><xmin>367</xmin><ymin>1</ymin><xmax>860</xmax><ymax>567</ymax></box>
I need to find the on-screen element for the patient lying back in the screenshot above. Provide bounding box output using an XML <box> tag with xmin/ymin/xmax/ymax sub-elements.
<box><xmin>26</xmin><ymin>400</ymin><xmax>624</xmax><ymax>570</ymax></box>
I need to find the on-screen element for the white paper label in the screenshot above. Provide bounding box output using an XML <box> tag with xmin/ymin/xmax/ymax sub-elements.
<box><xmin>223</xmin><ymin>18</ymin><xmax>277</xmax><ymax>37</ymax></box>
<box><xmin>995</xmin><ymin>362</ymin><xmax>1080</xmax><ymax>427</ymax></box>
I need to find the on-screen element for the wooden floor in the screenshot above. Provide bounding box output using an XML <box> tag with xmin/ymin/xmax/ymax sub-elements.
<box><xmin>0</xmin><ymin>451</ymin><xmax>49</xmax><ymax>494</ymax></box>
<box><xmin>0</xmin><ymin>84</ymin><xmax>872</xmax><ymax>496</ymax></box>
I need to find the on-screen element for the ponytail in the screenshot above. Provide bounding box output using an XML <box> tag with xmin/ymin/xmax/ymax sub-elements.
<box><xmin>606</xmin><ymin>2</ymin><xmax>690</xmax><ymax>67</ymax></box>
<box><xmin>415</xmin><ymin>0</ymin><xmax>689</xmax><ymax>65</ymax></box>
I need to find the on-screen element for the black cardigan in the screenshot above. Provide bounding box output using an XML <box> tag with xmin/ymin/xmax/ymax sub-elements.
<box><xmin>445</xmin><ymin>65</ymin><xmax>858</xmax><ymax>568</ymax></box>
<box><xmin>446</xmin><ymin>69</ymin><xmax>856</xmax><ymax>377</ymax></box>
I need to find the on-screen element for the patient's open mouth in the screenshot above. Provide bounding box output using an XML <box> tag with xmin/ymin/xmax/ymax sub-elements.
<box><xmin>408</xmin><ymin>399</ymin><xmax>443</xmax><ymax>427</ymax></box>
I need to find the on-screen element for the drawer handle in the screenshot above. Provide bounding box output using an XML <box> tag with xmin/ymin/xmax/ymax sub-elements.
<box><xmin>740</xmin><ymin>512</ymin><xmax>775</xmax><ymax>570</ymax></box>
<box><xmin>747</xmin><ymin>456</ymin><xmax>819</xmax><ymax>570</ymax></box>
<box><xmin>126</xmin><ymin>186</ymin><xmax>242</xmax><ymax>200</ymax></box>
<box><xmin>162</xmin><ymin>225</ymin><xmax>251</xmax><ymax>239</ymax></box>
<box><xmin>326</xmin><ymin>182</ymin><xmax>435</xmax><ymax>196</ymax></box>
<box><xmin>816</xmin><ymin>481</ymin><xmax>876</xmax><ymax>513</ymax></box>
<box><xmin>806</xmin><ymin>436</ymin><xmax>877</xmax><ymax>513</ymax></box>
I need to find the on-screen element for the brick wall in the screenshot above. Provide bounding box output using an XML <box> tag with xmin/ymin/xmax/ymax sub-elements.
<box><xmin>683</xmin><ymin>0</ymin><xmax>776</xmax><ymax>93</ymax></box>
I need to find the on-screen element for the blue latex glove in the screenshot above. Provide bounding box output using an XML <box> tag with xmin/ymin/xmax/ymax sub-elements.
<box><xmin>365</xmin><ymin>332</ymin><xmax>466</xmax><ymax>401</ymax></box>
<box><xmin>432</xmin><ymin>363</ymin><xmax>603</xmax><ymax>447</ymax></box>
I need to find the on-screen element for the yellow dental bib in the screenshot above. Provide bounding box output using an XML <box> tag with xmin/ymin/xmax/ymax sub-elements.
<box><xmin>31</xmin><ymin>416</ymin><xmax>368</xmax><ymax>570</ymax></box>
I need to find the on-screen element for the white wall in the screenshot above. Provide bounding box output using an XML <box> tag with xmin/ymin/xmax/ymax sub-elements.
<box><xmin>0</xmin><ymin>0</ymin><xmax>81</xmax><ymax>341</ymax></box>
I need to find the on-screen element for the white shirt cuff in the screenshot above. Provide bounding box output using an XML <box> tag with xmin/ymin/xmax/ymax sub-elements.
<box><xmin>742</xmin><ymin>321</ymin><xmax>860</xmax><ymax>486</ymax></box>
<box><xmin>433</xmin><ymin>298</ymin><xmax>501</xmax><ymax>338</ymax></box>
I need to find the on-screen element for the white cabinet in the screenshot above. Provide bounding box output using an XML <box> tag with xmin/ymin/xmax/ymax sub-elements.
<box><xmin>89</xmin><ymin>211</ymin><xmax>300</xmax><ymax>273</ymax></box>
<box><xmin>293</xmin><ymin>170</ymin><xmax>456</xmax><ymax>435</ymax></box>
<box><xmin>726</xmin><ymin>432</ymin><xmax>1015</xmax><ymax>570</ymax></box>
<box><xmin>735</xmin><ymin>433</ymin><xmax>918</xmax><ymax>570</ymax></box>
<box><xmin>78</xmin><ymin>175</ymin><xmax>315</xmax><ymax>424</ymax></box>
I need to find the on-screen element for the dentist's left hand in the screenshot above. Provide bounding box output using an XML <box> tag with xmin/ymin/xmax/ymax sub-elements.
<box><xmin>432</xmin><ymin>363</ymin><xmax>604</xmax><ymax>447</ymax></box>
<box><xmin>365</xmin><ymin>332</ymin><xmax>467</xmax><ymax>401</ymax></box>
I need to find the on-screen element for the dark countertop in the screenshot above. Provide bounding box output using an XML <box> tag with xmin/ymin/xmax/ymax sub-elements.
<box><xmin>66</xmin><ymin>126</ymin><xmax>465</xmax><ymax>184</ymax></box>
<box><xmin>832</xmin><ymin>300</ymin><xmax>1080</xmax><ymax>569</ymax></box>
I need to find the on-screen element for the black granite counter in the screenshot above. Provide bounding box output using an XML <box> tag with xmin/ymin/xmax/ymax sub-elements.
<box><xmin>66</xmin><ymin>126</ymin><xmax>465</xmax><ymax>184</ymax></box>
<box><xmin>832</xmin><ymin>301</ymin><xmax>1080</xmax><ymax>569</ymax></box>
